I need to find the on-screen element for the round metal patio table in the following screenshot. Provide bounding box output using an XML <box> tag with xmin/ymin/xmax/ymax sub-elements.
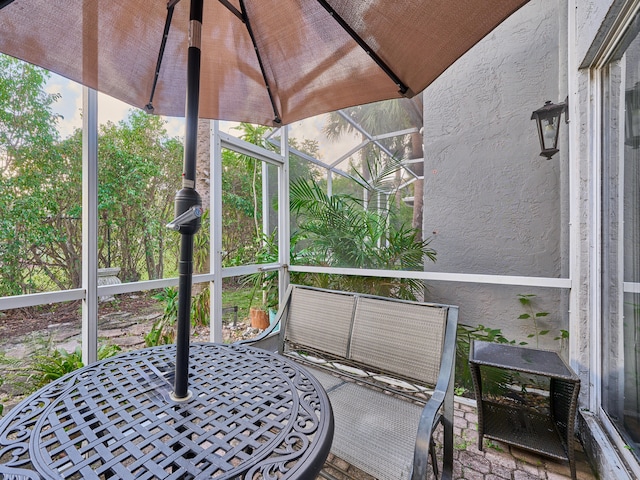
<box><xmin>0</xmin><ymin>343</ymin><xmax>334</xmax><ymax>479</ymax></box>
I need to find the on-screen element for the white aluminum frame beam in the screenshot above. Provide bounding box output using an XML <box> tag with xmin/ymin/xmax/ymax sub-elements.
<box><xmin>218</xmin><ymin>130</ymin><xmax>283</xmax><ymax>166</ymax></box>
<box><xmin>210</xmin><ymin>121</ymin><xmax>224</xmax><ymax>342</ymax></box>
<box><xmin>82</xmin><ymin>87</ymin><xmax>98</xmax><ymax>365</ymax></box>
<box><xmin>335</xmin><ymin>110</ymin><xmax>419</xmax><ymax>179</ymax></box>
<box><xmin>0</xmin><ymin>267</ymin><xmax>570</xmax><ymax>312</ymax></box>
<box><xmin>289</xmin><ymin>265</ymin><xmax>571</xmax><ymax>289</ymax></box>
<box><xmin>278</xmin><ymin>126</ymin><xmax>291</xmax><ymax>299</ymax></box>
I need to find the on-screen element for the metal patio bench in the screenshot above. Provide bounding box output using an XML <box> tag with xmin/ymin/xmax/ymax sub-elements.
<box><xmin>240</xmin><ymin>284</ymin><xmax>459</xmax><ymax>480</ymax></box>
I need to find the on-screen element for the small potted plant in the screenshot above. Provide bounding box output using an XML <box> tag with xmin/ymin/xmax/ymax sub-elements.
<box><xmin>247</xmin><ymin>271</ymin><xmax>278</xmax><ymax>330</ymax></box>
<box><xmin>244</xmin><ymin>233</ymin><xmax>279</xmax><ymax>330</ymax></box>
<box><xmin>249</xmin><ymin>305</ymin><xmax>270</xmax><ymax>330</ymax></box>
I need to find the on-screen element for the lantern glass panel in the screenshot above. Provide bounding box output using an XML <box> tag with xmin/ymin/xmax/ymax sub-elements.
<box><xmin>541</xmin><ymin>114</ymin><xmax>559</xmax><ymax>151</ymax></box>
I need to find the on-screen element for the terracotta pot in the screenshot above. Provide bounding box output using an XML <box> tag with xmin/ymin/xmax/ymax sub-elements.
<box><xmin>250</xmin><ymin>307</ymin><xmax>270</xmax><ymax>330</ymax></box>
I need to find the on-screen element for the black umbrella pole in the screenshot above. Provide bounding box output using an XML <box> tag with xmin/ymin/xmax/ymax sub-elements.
<box><xmin>172</xmin><ymin>0</ymin><xmax>204</xmax><ymax>402</ymax></box>
<box><xmin>171</xmin><ymin>188</ymin><xmax>201</xmax><ymax>402</ymax></box>
<box><xmin>173</xmin><ymin>230</ymin><xmax>195</xmax><ymax>400</ymax></box>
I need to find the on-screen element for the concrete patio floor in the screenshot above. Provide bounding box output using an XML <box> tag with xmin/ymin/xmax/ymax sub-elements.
<box><xmin>319</xmin><ymin>397</ymin><xmax>597</xmax><ymax>480</ymax></box>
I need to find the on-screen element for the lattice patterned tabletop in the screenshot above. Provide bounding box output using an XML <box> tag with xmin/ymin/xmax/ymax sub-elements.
<box><xmin>0</xmin><ymin>343</ymin><xmax>333</xmax><ymax>479</ymax></box>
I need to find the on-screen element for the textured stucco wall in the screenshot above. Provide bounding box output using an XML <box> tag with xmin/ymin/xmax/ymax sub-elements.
<box><xmin>422</xmin><ymin>0</ymin><xmax>566</xmax><ymax>349</ymax></box>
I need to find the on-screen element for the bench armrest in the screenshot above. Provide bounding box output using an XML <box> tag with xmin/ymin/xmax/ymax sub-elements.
<box><xmin>235</xmin><ymin>319</ymin><xmax>280</xmax><ymax>351</ymax></box>
<box><xmin>413</xmin><ymin>390</ymin><xmax>445</xmax><ymax>479</ymax></box>
<box><xmin>411</xmin><ymin>306</ymin><xmax>458</xmax><ymax>480</ymax></box>
<box><xmin>236</xmin><ymin>284</ymin><xmax>293</xmax><ymax>352</ymax></box>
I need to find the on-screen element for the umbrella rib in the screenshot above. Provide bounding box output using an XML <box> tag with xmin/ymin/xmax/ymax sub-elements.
<box><xmin>146</xmin><ymin>3</ymin><xmax>176</xmax><ymax>112</ymax></box>
<box><xmin>316</xmin><ymin>0</ymin><xmax>413</xmax><ymax>97</ymax></box>
<box><xmin>238</xmin><ymin>0</ymin><xmax>282</xmax><ymax>125</ymax></box>
<box><xmin>218</xmin><ymin>0</ymin><xmax>244</xmax><ymax>22</ymax></box>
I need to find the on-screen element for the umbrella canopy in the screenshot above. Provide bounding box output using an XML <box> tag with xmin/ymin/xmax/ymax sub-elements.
<box><xmin>0</xmin><ymin>0</ymin><xmax>528</xmax><ymax>126</ymax></box>
<box><xmin>0</xmin><ymin>0</ymin><xmax>529</xmax><ymax>399</ymax></box>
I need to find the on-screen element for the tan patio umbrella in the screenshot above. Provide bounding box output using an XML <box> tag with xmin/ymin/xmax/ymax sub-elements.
<box><xmin>0</xmin><ymin>0</ymin><xmax>529</xmax><ymax>399</ymax></box>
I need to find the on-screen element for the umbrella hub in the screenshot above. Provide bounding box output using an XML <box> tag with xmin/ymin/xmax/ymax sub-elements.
<box><xmin>169</xmin><ymin>188</ymin><xmax>202</xmax><ymax>235</ymax></box>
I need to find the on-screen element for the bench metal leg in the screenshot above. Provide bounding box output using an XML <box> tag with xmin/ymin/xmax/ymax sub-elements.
<box><xmin>430</xmin><ymin>438</ymin><xmax>439</xmax><ymax>478</ymax></box>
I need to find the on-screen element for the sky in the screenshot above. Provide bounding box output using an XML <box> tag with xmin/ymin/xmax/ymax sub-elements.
<box><xmin>45</xmin><ymin>72</ymin><xmax>360</xmax><ymax>169</ymax></box>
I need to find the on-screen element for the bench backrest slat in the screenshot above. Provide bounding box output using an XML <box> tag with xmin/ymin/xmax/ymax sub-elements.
<box><xmin>350</xmin><ymin>296</ymin><xmax>447</xmax><ymax>386</ymax></box>
<box><xmin>285</xmin><ymin>287</ymin><xmax>356</xmax><ymax>358</ymax></box>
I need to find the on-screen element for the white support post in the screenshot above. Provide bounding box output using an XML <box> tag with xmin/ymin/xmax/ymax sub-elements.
<box><xmin>82</xmin><ymin>87</ymin><xmax>98</xmax><ymax>365</ymax></box>
<box><xmin>210</xmin><ymin>121</ymin><xmax>223</xmax><ymax>343</ymax></box>
<box><xmin>262</xmin><ymin>143</ymin><xmax>271</xmax><ymax>310</ymax></box>
<box><xmin>279</xmin><ymin>126</ymin><xmax>290</xmax><ymax>300</ymax></box>
<box><xmin>262</xmin><ymin>160</ymin><xmax>269</xmax><ymax>238</ymax></box>
<box><xmin>567</xmin><ymin>0</ymin><xmax>582</xmax><ymax>393</ymax></box>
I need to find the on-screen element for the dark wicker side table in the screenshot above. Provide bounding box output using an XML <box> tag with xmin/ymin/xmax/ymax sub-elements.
<box><xmin>469</xmin><ymin>340</ymin><xmax>580</xmax><ymax>480</ymax></box>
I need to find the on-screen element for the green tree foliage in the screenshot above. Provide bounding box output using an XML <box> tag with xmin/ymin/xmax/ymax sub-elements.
<box><xmin>0</xmin><ymin>59</ymin><xmax>323</xmax><ymax>294</ymax></box>
<box><xmin>0</xmin><ymin>55</ymin><xmax>61</xmax><ymax>173</ymax></box>
<box><xmin>219</xmin><ymin>124</ymin><xmax>319</xmax><ymax>267</ymax></box>
<box><xmin>288</xmin><ymin>137</ymin><xmax>321</xmax><ymax>183</ymax></box>
<box><xmin>41</xmin><ymin>110</ymin><xmax>182</xmax><ymax>286</ymax></box>
<box><xmin>235</xmin><ymin>123</ymin><xmax>269</xmax><ymax>240</ymax></box>
<box><xmin>219</xmin><ymin>147</ymin><xmax>263</xmax><ymax>267</ymax></box>
<box><xmin>0</xmin><ymin>53</ymin><xmax>183</xmax><ymax>293</ymax></box>
<box><xmin>0</xmin><ymin>54</ymin><xmax>64</xmax><ymax>295</ymax></box>
<box><xmin>323</xmin><ymin>98</ymin><xmax>424</xmax><ymax>238</ymax></box>
<box><xmin>290</xmin><ymin>178</ymin><xmax>435</xmax><ymax>299</ymax></box>
<box><xmin>95</xmin><ymin>111</ymin><xmax>182</xmax><ymax>281</ymax></box>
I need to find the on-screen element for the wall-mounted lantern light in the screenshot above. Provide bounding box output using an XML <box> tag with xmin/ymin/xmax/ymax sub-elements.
<box><xmin>531</xmin><ymin>99</ymin><xmax>568</xmax><ymax>159</ymax></box>
<box><xmin>626</xmin><ymin>82</ymin><xmax>640</xmax><ymax>148</ymax></box>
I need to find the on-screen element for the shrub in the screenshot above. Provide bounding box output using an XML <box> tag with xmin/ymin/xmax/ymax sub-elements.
<box><xmin>31</xmin><ymin>343</ymin><xmax>121</xmax><ymax>388</ymax></box>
